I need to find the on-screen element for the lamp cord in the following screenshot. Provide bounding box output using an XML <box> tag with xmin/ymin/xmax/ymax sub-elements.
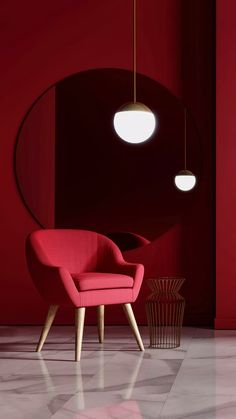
<box><xmin>184</xmin><ymin>108</ymin><xmax>187</xmax><ymax>170</ymax></box>
<box><xmin>133</xmin><ymin>0</ymin><xmax>136</xmax><ymax>103</ymax></box>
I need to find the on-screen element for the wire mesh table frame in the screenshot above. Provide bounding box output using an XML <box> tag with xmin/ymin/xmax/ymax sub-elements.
<box><xmin>146</xmin><ymin>277</ymin><xmax>185</xmax><ymax>349</ymax></box>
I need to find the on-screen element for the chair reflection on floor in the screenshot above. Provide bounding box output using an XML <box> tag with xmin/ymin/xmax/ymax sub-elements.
<box><xmin>75</xmin><ymin>400</ymin><xmax>142</xmax><ymax>418</ymax></box>
<box><xmin>37</xmin><ymin>346</ymin><xmax>144</xmax><ymax>416</ymax></box>
<box><xmin>37</xmin><ymin>352</ymin><xmax>85</xmax><ymax>410</ymax></box>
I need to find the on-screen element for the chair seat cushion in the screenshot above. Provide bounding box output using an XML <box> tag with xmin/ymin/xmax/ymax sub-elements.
<box><xmin>72</xmin><ymin>272</ymin><xmax>134</xmax><ymax>291</ymax></box>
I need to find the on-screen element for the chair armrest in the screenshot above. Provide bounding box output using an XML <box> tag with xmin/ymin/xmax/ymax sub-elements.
<box><xmin>110</xmin><ymin>261</ymin><xmax>144</xmax><ymax>301</ymax></box>
<box><xmin>112</xmin><ymin>261</ymin><xmax>143</xmax><ymax>276</ymax></box>
<box><xmin>30</xmin><ymin>263</ymin><xmax>81</xmax><ymax>307</ymax></box>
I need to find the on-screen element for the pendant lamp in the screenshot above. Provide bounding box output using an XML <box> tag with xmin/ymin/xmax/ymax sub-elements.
<box><xmin>113</xmin><ymin>0</ymin><xmax>156</xmax><ymax>143</ymax></box>
<box><xmin>174</xmin><ymin>109</ymin><xmax>197</xmax><ymax>192</ymax></box>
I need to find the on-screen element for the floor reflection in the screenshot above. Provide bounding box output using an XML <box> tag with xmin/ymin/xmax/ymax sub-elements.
<box><xmin>2</xmin><ymin>327</ymin><xmax>236</xmax><ymax>418</ymax></box>
<box><xmin>74</xmin><ymin>400</ymin><xmax>142</xmax><ymax>418</ymax></box>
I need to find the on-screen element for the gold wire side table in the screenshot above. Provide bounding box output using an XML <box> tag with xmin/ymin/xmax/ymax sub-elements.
<box><xmin>146</xmin><ymin>277</ymin><xmax>185</xmax><ymax>349</ymax></box>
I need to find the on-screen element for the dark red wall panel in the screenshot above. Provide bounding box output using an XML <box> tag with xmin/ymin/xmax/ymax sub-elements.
<box><xmin>216</xmin><ymin>0</ymin><xmax>236</xmax><ymax>328</ymax></box>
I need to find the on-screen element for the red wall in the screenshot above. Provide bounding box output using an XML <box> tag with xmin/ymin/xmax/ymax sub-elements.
<box><xmin>0</xmin><ymin>0</ymin><xmax>214</xmax><ymax>325</ymax></box>
<box><xmin>216</xmin><ymin>0</ymin><xmax>236</xmax><ymax>328</ymax></box>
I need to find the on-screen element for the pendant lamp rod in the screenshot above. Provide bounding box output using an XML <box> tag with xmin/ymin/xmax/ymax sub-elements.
<box><xmin>184</xmin><ymin>108</ymin><xmax>187</xmax><ymax>170</ymax></box>
<box><xmin>113</xmin><ymin>0</ymin><xmax>156</xmax><ymax>144</ymax></box>
<box><xmin>133</xmin><ymin>0</ymin><xmax>137</xmax><ymax>103</ymax></box>
<box><xmin>174</xmin><ymin>107</ymin><xmax>197</xmax><ymax>192</ymax></box>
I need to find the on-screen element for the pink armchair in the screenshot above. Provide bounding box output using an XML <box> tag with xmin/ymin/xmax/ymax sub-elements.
<box><xmin>26</xmin><ymin>229</ymin><xmax>145</xmax><ymax>360</ymax></box>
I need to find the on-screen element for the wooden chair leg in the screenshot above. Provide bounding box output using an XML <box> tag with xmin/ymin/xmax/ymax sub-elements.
<box><xmin>36</xmin><ymin>305</ymin><xmax>59</xmax><ymax>352</ymax></box>
<box><xmin>75</xmin><ymin>307</ymin><xmax>86</xmax><ymax>361</ymax></box>
<box><xmin>97</xmin><ymin>305</ymin><xmax>105</xmax><ymax>343</ymax></box>
<box><xmin>122</xmin><ymin>303</ymin><xmax>145</xmax><ymax>351</ymax></box>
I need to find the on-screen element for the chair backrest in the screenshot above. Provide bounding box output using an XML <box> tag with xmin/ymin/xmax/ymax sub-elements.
<box><xmin>27</xmin><ymin>229</ymin><xmax>122</xmax><ymax>273</ymax></box>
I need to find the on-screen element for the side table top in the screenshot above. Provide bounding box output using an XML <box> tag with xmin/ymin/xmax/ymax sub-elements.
<box><xmin>147</xmin><ymin>277</ymin><xmax>185</xmax><ymax>293</ymax></box>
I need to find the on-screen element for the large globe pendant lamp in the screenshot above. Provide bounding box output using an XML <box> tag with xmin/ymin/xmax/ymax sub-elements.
<box><xmin>174</xmin><ymin>109</ymin><xmax>197</xmax><ymax>192</ymax></box>
<box><xmin>113</xmin><ymin>0</ymin><xmax>156</xmax><ymax>144</ymax></box>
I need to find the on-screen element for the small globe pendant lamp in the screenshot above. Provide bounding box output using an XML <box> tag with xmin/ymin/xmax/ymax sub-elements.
<box><xmin>174</xmin><ymin>109</ymin><xmax>197</xmax><ymax>192</ymax></box>
<box><xmin>113</xmin><ymin>0</ymin><xmax>156</xmax><ymax>144</ymax></box>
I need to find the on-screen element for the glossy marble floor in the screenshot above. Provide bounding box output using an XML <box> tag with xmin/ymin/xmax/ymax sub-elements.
<box><xmin>1</xmin><ymin>326</ymin><xmax>236</xmax><ymax>419</ymax></box>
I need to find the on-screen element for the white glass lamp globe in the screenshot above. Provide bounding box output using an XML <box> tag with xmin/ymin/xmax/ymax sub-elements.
<box><xmin>113</xmin><ymin>102</ymin><xmax>156</xmax><ymax>144</ymax></box>
<box><xmin>174</xmin><ymin>170</ymin><xmax>197</xmax><ymax>192</ymax></box>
